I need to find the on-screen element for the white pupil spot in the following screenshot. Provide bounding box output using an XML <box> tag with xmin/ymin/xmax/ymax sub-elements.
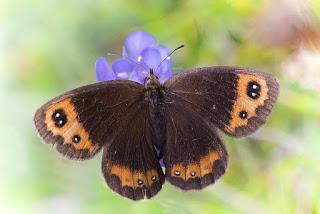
<box><xmin>55</xmin><ymin>113</ymin><xmax>60</xmax><ymax>118</ymax></box>
<box><xmin>252</xmin><ymin>84</ymin><xmax>258</xmax><ymax>89</ymax></box>
<box><xmin>251</xmin><ymin>92</ymin><xmax>257</xmax><ymax>97</ymax></box>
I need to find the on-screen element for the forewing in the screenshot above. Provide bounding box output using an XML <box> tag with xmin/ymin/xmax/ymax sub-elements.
<box><xmin>34</xmin><ymin>80</ymin><xmax>145</xmax><ymax>160</ymax></box>
<box><xmin>101</xmin><ymin>102</ymin><xmax>164</xmax><ymax>200</ymax></box>
<box><xmin>164</xmin><ymin>66</ymin><xmax>279</xmax><ymax>137</ymax></box>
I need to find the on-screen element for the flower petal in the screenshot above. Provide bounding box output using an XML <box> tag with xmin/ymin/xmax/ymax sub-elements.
<box><xmin>140</xmin><ymin>47</ymin><xmax>162</xmax><ymax>71</ymax></box>
<box><xmin>129</xmin><ymin>66</ymin><xmax>148</xmax><ymax>84</ymax></box>
<box><xmin>95</xmin><ymin>57</ymin><xmax>115</xmax><ymax>82</ymax></box>
<box><xmin>153</xmin><ymin>45</ymin><xmax>173</xmax><ymax>80</ymax></box>
<box><xmin>95</xmin><ymin>31</ymin><xmax>175</xmax><ymax>85</ymax></box>
<box><xmin>156</xmin><ymin>45</ymin><xmax>170</xmax><ymax>59</ymax></box>
<box><xmin>124</xmin><ymin>30</ymin><xmax>156</xmax><ymax>60</ymax></box>
<box><xmin>112</xmin><ymin>58</ymin><xmax>135</xmax><ymax>80</ymax></box>
<box><xmin>158</xmin><ymin>69</ymin><xmax>173</xmax><ymax>84</ymax></box>
<box><xmin>158</xmin><ymin>61</ymin><xmax>173</xmax><ymax>82</ymax></box>
<box><xmin>122</xmin><ymin>45</ymin><xmax>128</xmax><ymax>58</ymax></box>
<box><xmin>154</xmin><ymin>146</ymin><xmax>164</xmax><ymax>167</ymax></box>
<box><xmin>153</xmin><ymin>45</ymin><xmax>173</xmax><ymax>83</ymax></box>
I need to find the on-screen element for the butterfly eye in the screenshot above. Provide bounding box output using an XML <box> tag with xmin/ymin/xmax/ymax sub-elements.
<box><xmin>247</xmin><ymin>81</ymin><xmax>261</xmax><ymax>99</ymax></box>
<box><xmin>72</xmin><ymin>135</ymin><xmax>81</xmax><ymax>144</ymax></box>
<box><xmin>190</xmin><ymin>171</ymin><xmax>196</xmax><ymax>177</ymax></box>
<box><xmin>52</xmin><ymin>109</ymin><xmax>67</xmax><ymax>128</ymax></box>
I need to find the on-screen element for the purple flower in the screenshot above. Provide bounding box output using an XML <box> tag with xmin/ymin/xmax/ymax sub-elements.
<box><xmin>95</xmin><ymin>30</ymin><xmax>173</xmax><ymax>85</ymax></box>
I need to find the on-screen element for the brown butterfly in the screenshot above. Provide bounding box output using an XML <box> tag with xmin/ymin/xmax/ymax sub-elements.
<box><xmin>34</xmin><ymin>66</ymin><xmax>279</xmax><ymax>200</ymax></box>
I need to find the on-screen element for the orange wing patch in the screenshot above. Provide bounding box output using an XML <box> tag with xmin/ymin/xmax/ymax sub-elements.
<box><xmin>199</xmin><ymin>151</ymin><xmax>220</xmax><ymax>175</ymax></box>
<box><xmin>170</xmin><ymin>151</ymin><xmax>221</xmax><ymax>181</ymax></box>
<box><xmin>44</xmin><ymin>98</ymin><xmax>96</xmax><ymax>153</ymax></box>
<box><xmin>109</xmin><ymin>164</ymin><xmax>160</xmax><ymax>189</ymax></box>
<box><xmin>226</xmin><ymin>73</ymin><xmax>269</xmax><ymax>133</ymax></box>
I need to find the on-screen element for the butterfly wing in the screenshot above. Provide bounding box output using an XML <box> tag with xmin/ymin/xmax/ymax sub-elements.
<box><xmin>34</xmin><ymin>80</ymin><xmax>145</xmax><ymax>160</ymax></box>
<box><xmin>164</xmin><ymin>66</ymin><xmax>279</xmax><ymax>137</ymax></box>
<box><xmin>161</xmin><ymin>66</ymin><xmax>278</xmax><ymax>190</ymax></box>
<box><xmin>101</xmin><ymin>100</ymin><xmax>165</xmax><ymax>200</ymax></box>
<box><xmin>162</xmin><ymin>100</ymin><xmax>228</xmax><ymax>190</ymax></box>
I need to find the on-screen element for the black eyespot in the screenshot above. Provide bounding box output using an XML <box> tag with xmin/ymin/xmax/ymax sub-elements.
<box><xmin>151</xmin><ymin>176</ymin><xmax>157</xmax><ymax>182</ymax></box>
<box><xmin>247</xmin><ymin>81</ymin><xmax>261</xmax><ymax>99</ymax></box>
<box><xmin>190</xmin><ymin>171</ymin><xmax>196</xmax><ymax>177</ymax></box>
<box><xmin>175</xmin><ymin>171</ymin><xmax>181</xmax><ymax>176</ymax></box>
<box><xmin>52</xmin><ymin>109</ymin><xmax>67</xmax><ymax>128</ymax></box>
<box><xmin>239</xmin><ymin>111</ymin><xmax>248</xmax><ymax>119</ymax></box>
<box><xmin>72</xmin><ymin>135</ymin><xmax>81</xmax><ymax>144</ymax></box>
<box><xmin>137</xmin><ymin>179</ymin><xmax>144</xmax><ymax>186</ymax></box>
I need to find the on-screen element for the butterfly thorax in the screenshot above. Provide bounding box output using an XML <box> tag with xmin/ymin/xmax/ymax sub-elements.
<box><xmin>145</xmin><ymin>69</ymin><xmax>164</xmax><ymax>114</ymax></box>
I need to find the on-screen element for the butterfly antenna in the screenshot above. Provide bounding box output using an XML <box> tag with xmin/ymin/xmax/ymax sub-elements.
<box><xmin>155</xmin><ymin>45</ymin><xmax>184</xmax><ymax>74</ymax></box>
<box><xmin>107</xmin><ymin>52</ymin><xmax>147</xmax><ymax>71</ymax></box>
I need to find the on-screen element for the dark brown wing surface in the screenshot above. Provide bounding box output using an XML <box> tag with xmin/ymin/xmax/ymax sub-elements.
<box><xmin>34</xmin><ymin>80</ymin><xmax>145</xmax><ymax>160</ymax></box>
<box><xmin>161</xmin><ymin>66</ymin><xmax>278</xmax><ymax>190</ymax></box>
<box><xmin>164</xmin><ymin>66</ymin><xmax>279</xmax><ymax>137</ymax></box>
<box><xmin>163</xmin><ymin>100</ymin><xmax>228</xmax><ymax>190</ymax></box>
<box><xmin>101</xmin><ymin>101</ymin><xmax>165</xmax><ymax>200</ymax></box>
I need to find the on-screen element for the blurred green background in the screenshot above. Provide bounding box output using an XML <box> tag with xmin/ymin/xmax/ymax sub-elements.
<box><xmin>1</xmin><ymin>0</ymin><xmax>320</xmax><ymax>213</ymax></box>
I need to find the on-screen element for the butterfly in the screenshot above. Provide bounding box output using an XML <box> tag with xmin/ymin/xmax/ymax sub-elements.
<box><xmin>34</xmin><ymin>66</ymin><xmax>279</xmax><ymax>200</ymax></box>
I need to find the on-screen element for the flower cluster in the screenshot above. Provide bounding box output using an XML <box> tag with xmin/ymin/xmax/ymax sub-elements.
<box><xmin>95</xmin><ymin>30</ymin><xmax>173</xmax><ymax>85</ymax></box>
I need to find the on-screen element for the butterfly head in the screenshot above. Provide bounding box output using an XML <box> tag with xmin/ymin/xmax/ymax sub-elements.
<box><xmin>146</xmin><ymin>69</ymin><xmax>160</xmax><ymax>89</ymax></box>
<box><xmin>145</xmin><ymin>45</ymin><xmax>184</xmax><ymax>89</ymax></box>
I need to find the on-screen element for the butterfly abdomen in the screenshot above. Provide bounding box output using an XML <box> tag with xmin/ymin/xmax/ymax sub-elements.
<box><xmin>146</xmin><ymin>87</ymin><xmax>167</xmax><ymax>149</ymax></box>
